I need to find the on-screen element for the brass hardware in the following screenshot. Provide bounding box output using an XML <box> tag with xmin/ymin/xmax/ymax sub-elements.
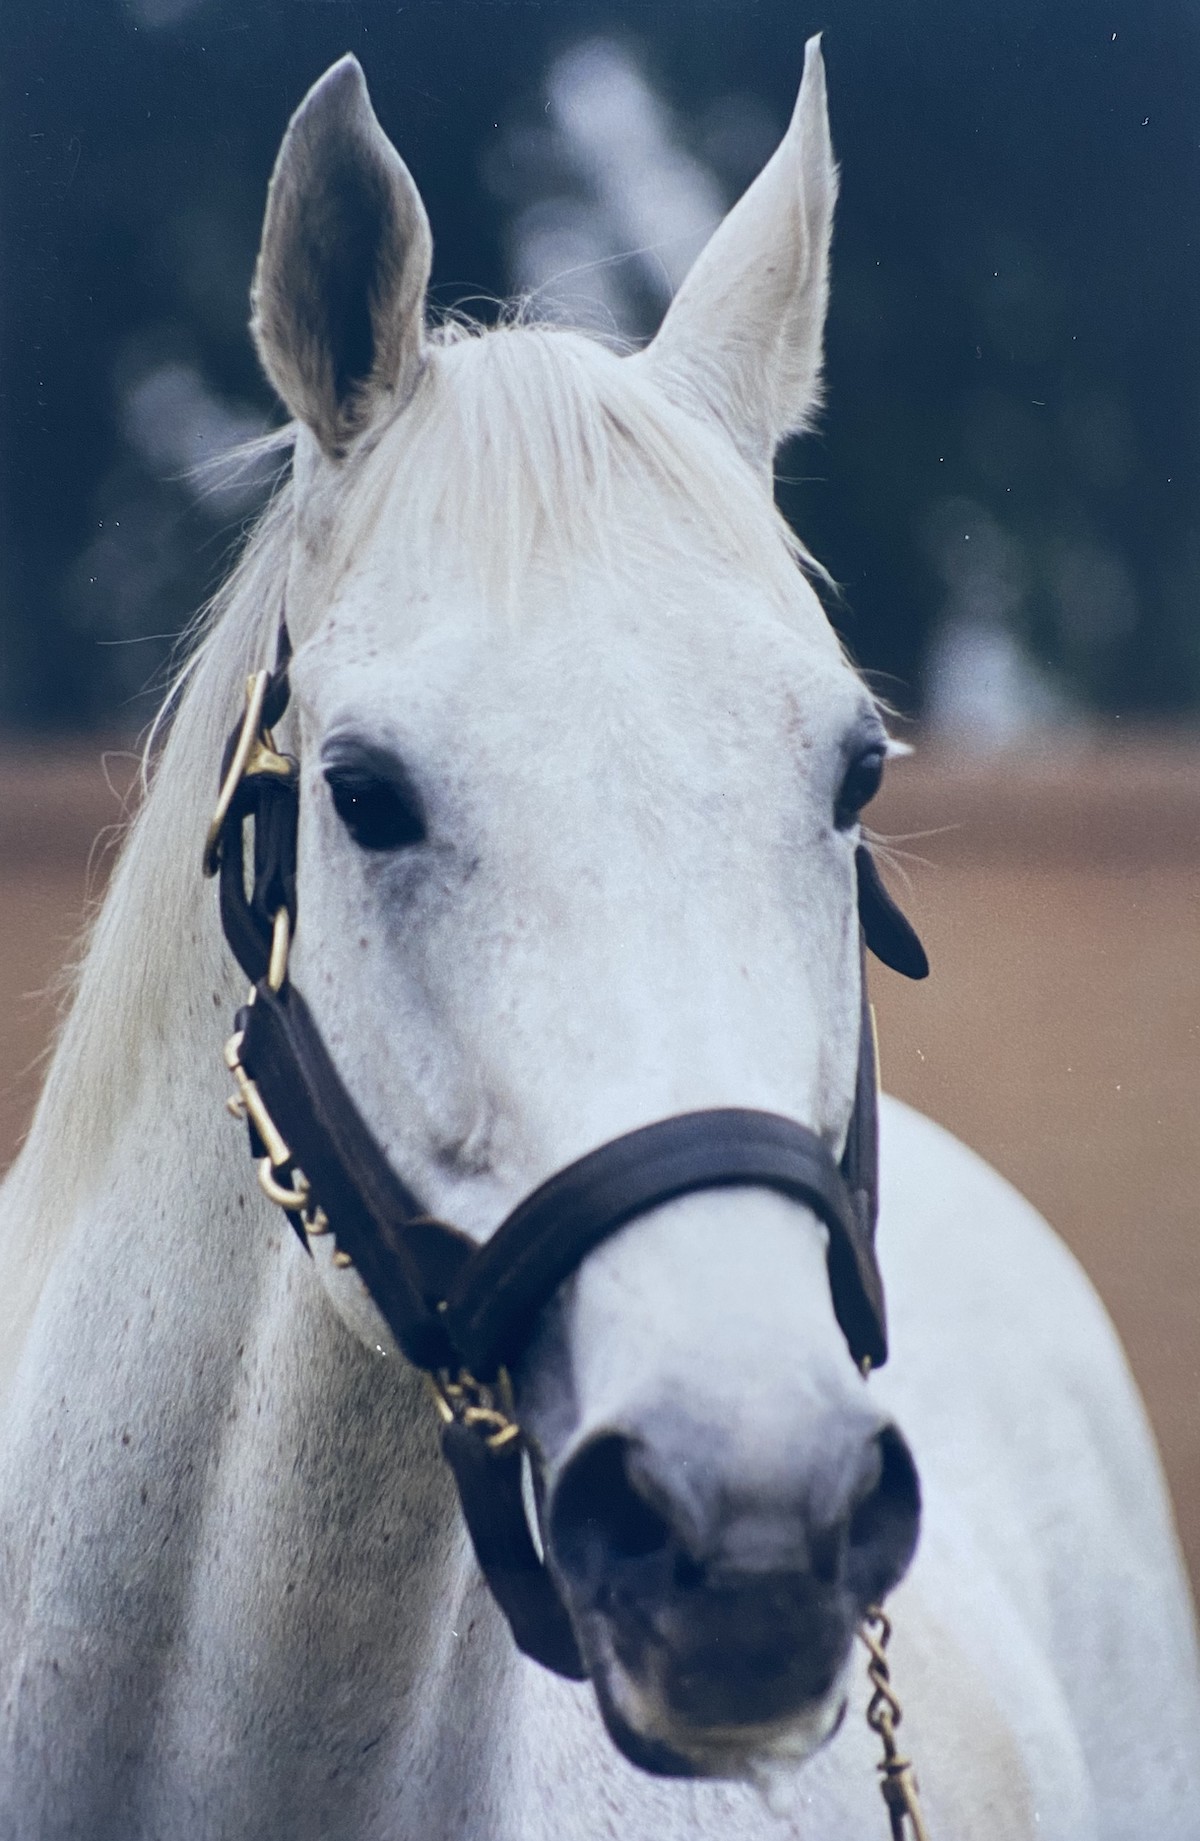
<box><xmin>267</xmin><ymin>906</ymin><xmax>291</xmax><ymax>993</ymax></box>
<box><xmin>859</xmin><ymin>1607</ymin><xmax>931</xmax><ymax>1841</ymax></box>
<box><xmin>427</xmin><ymin>1368</ymin><xmax>521</xmax><ymax>1452</ymax></box>
<box><xmin>332</xmin><ymin>1249</ymin><xmax>353</xmax><ymax>1269</ymax></box>
<box><xmin>224</xmin><ymin>1017</ymin><xmax>342</xmax><ymax>1251</ymax></box>
<box><xmin>465</xmin><ymin>1412</ymin><xmax>521</xmax><ymax>1450</ymax></box>
<box><xmin>859</xmin><ymin>1355</ymin><xmax>873</xmax><ymax>1379</ymax></box>
<box><xmin>224</xmin><ymin>1032</ymin><xmax>292</xmax><ymax>1171</ymax></box>
<box><xmin>257</xmin><ymin>1158</ymin><xmax>311</xmax><ymax>1211</ymax></box>
<box><xmin>426</xmin><ymin>1378</ymin><xmax>453</xmax><ymax>1423</ymax></box>
<box><xmin>203</xmin><ymin>670</ymin><xmax>297</xmax><ymax>877</ymax></box>
<box><xmin>203</xmin><ymin>671</ymin><xmax>267</xmax><ymax>875</ymax></box>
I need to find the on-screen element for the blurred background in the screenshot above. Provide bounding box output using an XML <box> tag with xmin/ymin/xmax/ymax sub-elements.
<box><xmin>3</xmin><ymin>2</ymin><xmax>1199</xmax><ymax>1582</ymax></box>
<box><xmin>7</xmin><ymin>0</ymin><xmax>1200</xmax><ymax>731</ymax></box>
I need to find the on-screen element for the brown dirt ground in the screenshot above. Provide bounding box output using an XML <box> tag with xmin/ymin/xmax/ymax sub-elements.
<box><xmin>0</xmin><ymin>735</ymin><xmax>1197</xmax><ymax>1593</ymax></box>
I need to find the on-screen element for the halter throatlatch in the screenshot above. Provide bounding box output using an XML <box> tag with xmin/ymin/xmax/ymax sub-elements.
<box><xmin>205</xmin><ymin>634</ymin><xmax>928</xmax><ymax>1685</ymax></box>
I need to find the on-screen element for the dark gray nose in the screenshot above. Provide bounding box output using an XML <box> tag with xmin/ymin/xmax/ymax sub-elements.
<box><xmin>548</xmin><ymin>1423</ymin><xmax>919</xmax><ymax>1727</ymax></box>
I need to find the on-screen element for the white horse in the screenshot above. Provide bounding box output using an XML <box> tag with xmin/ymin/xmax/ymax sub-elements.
<box><xmin>1</xmin><ymin>40</ymin><xmax>1197</xmax><ymax>1841</ymax></box>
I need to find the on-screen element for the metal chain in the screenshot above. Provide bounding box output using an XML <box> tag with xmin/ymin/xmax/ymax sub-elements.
<box><xmin>859</xmin><ymin>1606</ymin><xmax>932</xmax><ymax>1841</ymax></box>
<box><xmin>426</xmin><ymin>1368</ymin><xmax>522</xmax><ymax>1452</ymax></box>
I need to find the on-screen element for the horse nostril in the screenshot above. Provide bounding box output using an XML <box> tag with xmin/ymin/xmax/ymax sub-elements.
<box><xmin>846</xmin><ymin>1425</ymin><xmax>921</xmax><ymax>1607</ymax></box>
<box><xmin>550</xmin><ymin>1434</ymin><xmax>674</xmax><ymax>1587</ymax></box>
<box><xmin>550</xmin><ymin>1422</ymin><xmax>921</xmax><ymax>1626</ymax></box>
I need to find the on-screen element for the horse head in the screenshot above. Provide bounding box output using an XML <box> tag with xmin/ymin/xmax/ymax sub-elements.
<box><xmin>246</xmin><ymin>40</ymin><xmax>919</xmax><ymax>1780</ymax></box>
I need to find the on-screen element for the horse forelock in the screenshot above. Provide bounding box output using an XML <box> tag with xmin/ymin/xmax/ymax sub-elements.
<box><xmin>294</xmin><ymin>320</ymin><xmax>830</xmax><ymax>630</ymax></box>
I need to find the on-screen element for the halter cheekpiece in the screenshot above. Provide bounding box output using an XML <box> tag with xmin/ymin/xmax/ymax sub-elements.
<box><xmin>204</xmin><ymin>626</ymin><xmax>929</xmax><ymax>1682</ymax></box>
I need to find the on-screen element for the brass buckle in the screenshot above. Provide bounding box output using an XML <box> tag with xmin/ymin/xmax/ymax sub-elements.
<box><xmin>202</xmin><ymin>671</ymin><xmax>297</xmax><ymax>878</ymax></box>
<box><xmin>427</xmin><ymin>1368</ymin><xmax>522</xmax><ymax>1452</ymax></box>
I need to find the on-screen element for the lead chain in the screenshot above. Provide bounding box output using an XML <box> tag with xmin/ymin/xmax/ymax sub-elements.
<box><xmin>859</xmin><ymin>1606</ymin><xmax>932</xmax><ymax>1841</ymax></box>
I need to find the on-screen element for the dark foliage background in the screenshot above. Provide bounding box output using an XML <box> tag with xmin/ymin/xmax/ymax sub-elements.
<box><xmin>5</xmin><ymin>0</ymin><xmax>1199</xmax><ymax>730</ymax></box>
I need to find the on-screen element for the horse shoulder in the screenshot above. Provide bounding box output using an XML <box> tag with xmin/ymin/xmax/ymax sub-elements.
<box><xmin>875</xmin><ymin>1094</ymin><xmax>1200</xmax><ymax>1836</ymax></box>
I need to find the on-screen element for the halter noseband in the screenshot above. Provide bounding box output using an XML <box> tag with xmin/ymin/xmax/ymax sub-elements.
<box><xmin>204</xmin><ymin>630</ymin><xmax>928</xmax><ymax>1680</ymax></box>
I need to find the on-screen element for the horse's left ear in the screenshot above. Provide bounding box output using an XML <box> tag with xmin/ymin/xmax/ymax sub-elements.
<box><xmin>251</xmin><ymin>55</ymin><xmax>432</xmax><ymax>458</ymax></box>
<box><xmin>639</xmin><ymin>36</ymin><xmax>837</xmax><ymax>472</ymax></box>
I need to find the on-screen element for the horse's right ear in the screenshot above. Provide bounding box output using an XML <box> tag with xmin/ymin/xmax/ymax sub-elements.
<box><xmin>251</xmin><ymin>55</ymin><xmax>432</xmax><ymax>458</ymax></box>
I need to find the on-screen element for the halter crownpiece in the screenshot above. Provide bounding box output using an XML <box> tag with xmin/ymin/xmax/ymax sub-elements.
<box><xmin>204</xmin><ymin>631</ymin><xmax>928</xmax><ymax>1684</ymax></box>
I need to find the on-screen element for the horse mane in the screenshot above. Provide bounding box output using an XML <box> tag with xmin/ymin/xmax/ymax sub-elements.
<box><xmin>0</xmin><ymin>319</ymin><xmax>826</xmax><ymax>1386</ymax></box>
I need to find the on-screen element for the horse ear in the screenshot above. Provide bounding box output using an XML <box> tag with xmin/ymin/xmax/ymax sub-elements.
<box><xmin>639</xmin><ymin>36</ymin><xmax>837</xmax><ymax>471</ymax></box>
<box><xmin>251</xmin><ymin>55</ymin><xmax>432</xmax><ymax>458</ymax></box>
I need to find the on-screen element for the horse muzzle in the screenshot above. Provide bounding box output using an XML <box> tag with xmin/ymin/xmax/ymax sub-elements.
<box><xmin>545</xmin><ymin>1421</ymin><xmax>920</xmax><ymax>1777</ymax></box>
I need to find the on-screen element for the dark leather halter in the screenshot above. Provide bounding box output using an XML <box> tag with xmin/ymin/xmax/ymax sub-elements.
<box><xmin>204</xmin><ymin>627</ymin><xmax>929</xmax><ymax>1681</ymax></box>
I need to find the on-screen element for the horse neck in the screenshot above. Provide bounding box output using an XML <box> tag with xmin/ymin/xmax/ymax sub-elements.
<box><xmin>0</xmin><ymin>481</ymin><xmax>303</xmax><ymax>1401</ymax></box>
<box><xmin>0</xmin><ymin>674</ymin><xmax>502</xmax><ymax>1775</ymax></box>
<box><xmin>0</xmin><ymin>873</ymin><xmax>511</xmax><ymax>1817</ymax></box>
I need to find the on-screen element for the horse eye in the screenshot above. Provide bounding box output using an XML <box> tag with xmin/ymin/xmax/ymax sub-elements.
<box><xmin>324</xmin><ymin>768</ymin><xmax>426</xmax><ymax>851</ymax></box>
<box><xmin>835</xmin><ymin>745</ymin><xmax>886</xmax><ymax>830</ymax></box>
